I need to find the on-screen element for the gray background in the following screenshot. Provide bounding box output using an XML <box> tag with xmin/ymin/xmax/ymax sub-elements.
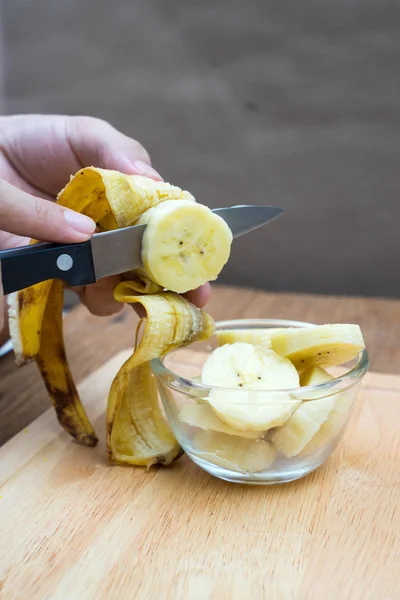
<box><xmin>1</xmin><ymin>0</ymin><xmax>400</xmax><ymax>297</ymax></box>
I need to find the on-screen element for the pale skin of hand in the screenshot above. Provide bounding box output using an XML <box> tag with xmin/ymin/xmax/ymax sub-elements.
<box><xmin>0</xmin><ymin>115</ymin><xmax>211</xmax><ymax>344</ymax></box>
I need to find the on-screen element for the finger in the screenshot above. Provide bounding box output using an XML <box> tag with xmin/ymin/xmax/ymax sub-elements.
<box><xmin>74</xmin><ymin>275</ymin><xmax>123</xmax><ymax>317</ymax></box>
<box><xmin>0</xmin><ymin>302</ymin><xmax>9</xmax><ymax>347</ymax></box>
<box><xmin>183</xmin><ymin>283</ymin><xmax>212</xmax><ymax>308</ymax></box>
<box><xmin>0</xmin><ymin>230</ymin><xmax>29</xmax><ymax>251</ymax></box>
<box><xmin>0</xmin><ymin>264</ymin><xmax>4</xmax><ymax>334</ymax></box>
<box><xmin>67</xmin><ymin>116</ymin><xmax>163</xmax><ymax>180</ymax></box>
<box><xmin>0</xmin><ymin>178</ymin><xmax>95</xmax><ymax>243</ymax></box>
<box><xmin>131</xmin><ymin>304</ymin><xmax>146</xmax><ymax>319</ymax></box>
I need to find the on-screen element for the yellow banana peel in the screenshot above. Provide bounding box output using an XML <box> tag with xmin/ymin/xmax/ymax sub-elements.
<box><xmin>107</xmin><ymin>286</ymin><xmax>214</xmax><ymax>466</ymax></box>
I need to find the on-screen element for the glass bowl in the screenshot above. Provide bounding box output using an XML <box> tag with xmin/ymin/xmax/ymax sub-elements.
<box><xmin>151</xmin><ymin>319</ymin><xmax>369</xmax><ymax>485</ymax></box>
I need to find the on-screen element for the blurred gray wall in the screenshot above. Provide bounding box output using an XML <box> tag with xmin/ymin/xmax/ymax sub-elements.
<box><xmin>2</xmin><ymin>0</ymin><xmax>400</xmax><ymax>297</ymax></box>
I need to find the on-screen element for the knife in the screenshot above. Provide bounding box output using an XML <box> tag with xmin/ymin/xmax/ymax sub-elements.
<box><xmin>0</xmin><ymin>205</ymin><xmax>284</xmax><ymax>295</ymax></box>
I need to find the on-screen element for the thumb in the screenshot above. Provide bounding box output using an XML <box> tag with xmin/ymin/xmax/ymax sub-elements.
<box><xmin>0</xmin><ymin>178</ymin><xmax>95</xmax><ymax>243</ymax></box>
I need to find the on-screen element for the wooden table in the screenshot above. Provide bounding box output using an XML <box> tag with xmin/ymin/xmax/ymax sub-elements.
<box><xmin>2</xmin><ymin>284</ymin><xmax>400</xmax><ymax>446</ymax></box>
<box><xmin>1</xmin><ymin>285</ymin><xmax>400</xmax><ymax>599</ymax></box>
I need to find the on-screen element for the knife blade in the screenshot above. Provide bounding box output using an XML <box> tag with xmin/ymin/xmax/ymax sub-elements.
<box><xmin>0</xmin><ymin>205</ymin><xmax>284</xmax><ymax>294</ymax></box>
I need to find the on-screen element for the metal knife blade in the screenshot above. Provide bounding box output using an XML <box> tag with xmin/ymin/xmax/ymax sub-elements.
<box><xmin>212</xmin><ymin>205</ymin><xmax>284</xmax><ymax>238</ymax></box>
<box><xmin>0</xmin><ymin>205</ymin><xmax>284</xmax><ymax>294</ymax></box>
<box><xmin>92</xmin><ymin>205</ymin><xmax>284</xmax><ymax>281</ymax></box>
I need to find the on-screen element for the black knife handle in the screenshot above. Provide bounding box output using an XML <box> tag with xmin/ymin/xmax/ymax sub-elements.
<box><xmin>0</xmin><ymin>240</ymin><xmax>96</xmax><ymax>294</ymax></box>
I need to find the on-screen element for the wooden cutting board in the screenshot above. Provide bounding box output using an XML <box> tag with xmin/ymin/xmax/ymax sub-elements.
<box><xmin>0</xmin><ymin>350</ymin><xmax>399</xmax><ymax>600</ymax></box>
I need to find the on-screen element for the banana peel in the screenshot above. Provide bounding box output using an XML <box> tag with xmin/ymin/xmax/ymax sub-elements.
<box><xmin>107</xmin><ymin>286</ymin><xmax>214</xmax><ymax>466</ymax></box>
<box><xmin>8</xmin><ymin>168</ymin><xmax>215</xmax><ymax>465</ymax></box>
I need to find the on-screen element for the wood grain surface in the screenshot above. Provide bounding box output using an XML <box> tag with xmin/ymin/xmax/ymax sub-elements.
<box><xmin>2</xmin><ymin>285</ymin><xmax>400</xmax><ymax>446</ymax></box>
<box><xmin>0</xmin><ymin>348</ymin><xmax>399</xmax><ymax>600</ymax></box>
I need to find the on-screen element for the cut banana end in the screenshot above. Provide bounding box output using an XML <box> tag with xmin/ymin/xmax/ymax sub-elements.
<box><xmin>215</xmin><ymin>328</ymin><xmax>285</xmax><ymax>348</ymax></box>
<box><xmin>271</xmin><ymin>324</ymin><xmax>365</xmax><ymax>369</ymax></box>
<box><xmin>179</xmin><ymin>403</ymin><xmax>263</xmax><ymax>439</ymax></box>
<box><xmin>201</xmin><ymin>342</ymin><xmax>300</xmax><ymax>431</ymax></box>
<box><xmin>272</xmin><ymin>366</ymin><xmax>337</xmax><ymax>457</ymax></box>
<box><xmin>138</xmin><ymin>200</ymin><xmax>232</xmax><ymax>294</ymax></box>
<box><xmin>193</xmin><ymin>430</ymin><xmax>276</xmax><ymax>473</ymax></box>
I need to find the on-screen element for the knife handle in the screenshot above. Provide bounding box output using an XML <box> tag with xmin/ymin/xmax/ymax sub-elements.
<box><xmin>0</xmin><ymin>240</ymin><xmax>96</xmax><ymax>295</ymax></box>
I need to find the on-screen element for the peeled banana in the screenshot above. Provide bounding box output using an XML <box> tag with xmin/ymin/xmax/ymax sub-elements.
<box><xmin>195</xmin><ymin>332</ymin><xmax>364</xmax><ymax>466</ymax></box>
<box><xmin>300</xmin><ymin>364</ymin><xmax>333</xmax><ymax>387</ymax></box>
<box><xmin>216</xmin><ymin>328</ymin><xmax>284</xmax><ymax>348</ymax></box>
<box><xmin>179</xmin><ymin>403</ymin><xmax>262</xmax><ymax>439</ymax></box>
<box><xmin>9</xmin><ymin>169</ymin><xmax>222</xmax><ymax>466</ymax></box>
<box><xmin>299</xmin><ymin>367</ymin><xmax>354</xmax><ymax>456</ymax></box>
<box><xmin>270</xmin><ymin>324</ymin><xmax>365</xmax><ymax>369</ymax></box>
<box><xmin>138</xmin><ymin>199</ymin><xmax>232</xmax><ymax>293</ymax></box>
<box><xmin>201</xmin><ymin>342</ymin><xmax>300</xmax><ymax>431</ymax></box>
<box><xmin>272</xmin><ymin>366</ymin><xmax>336</xmax><ymax>456</ymax></box>
<box><xmin>193</xmin><ymin>430</ymin><xmax>276</xmax><ymax>473</ymax></box>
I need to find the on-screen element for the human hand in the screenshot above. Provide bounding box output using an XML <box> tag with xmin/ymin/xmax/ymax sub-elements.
<box><xmin>0</xmin><ymin>115</ymin><xmax>211</xmax><ymax>336</ymax></box>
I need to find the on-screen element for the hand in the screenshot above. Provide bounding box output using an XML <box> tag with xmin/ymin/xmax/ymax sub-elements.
<box><xmin>0</xmin><ymin>115</ymin><xmax>211</xmax><ymax>339</ymax></box>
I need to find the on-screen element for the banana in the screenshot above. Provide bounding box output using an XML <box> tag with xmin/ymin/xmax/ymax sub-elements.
<box><xmin>10</xmin><ymin>169</ymin><xmax>197</xmax><ymax>365</ymax></box>
<box><xmin>272</xmin><ymin>366</ymin><xmax>337</xmax><ymax>456</ymax></box>
<box><xmin>216</xmin><ymin>328</ymin><xmax>284</xmax><ymax>348</ymax></box>
<box><xmin>299</xmin><ymin>364</ymin><xmax>333</xmax><ymax>387</ymax></box>
<box><xmin>270</xmin><ymin>324</ymin><xmax>365</xmax><ymax>368</ymax></box>
<box><xmin>193</xmin><ymin>430</ymin><xmax>276</xmax><ymax>473</ymax></box>
<box><xmin>298</xmin><ymin>366</ymin><xmax>354</xmax><ymax>456</ymax></box>
<box><xmin>202</xmin><ymin>342</ymin><xmax>300</xmax><ymax>390</ymax></box>
<box><xmin>137</xmin><ymin>199</ymin><xmax>232</xmax><ymax>293</ymax></box>
<box><xmin>179</xmin><ymin>403</ymin><xmax>262</xmax><ymax>439</ymax></box>
<box><xmin>201</xmin><ymin>342</ymin><xmax>300</xmax><ymax>431</ymax></box>
<box><xmin>9</xmin><ymin>169</ymin><xmax>219</xmax><ymax>465</ymax></box>
<box><xmin>57</xmin><ymin>167</ymin><xmax>195</xmax><ymax>229</ymax></box>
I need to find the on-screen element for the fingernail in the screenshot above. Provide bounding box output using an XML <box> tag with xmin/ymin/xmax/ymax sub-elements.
<box><xmin>133</xmin><ymin>160</ymin><xmax>163</xmax><ymax>181</ymax></box>
<box><xmin>64</xmin><ymin>210</ymin><xmax>96</xmax><ymax>235</ymax></box>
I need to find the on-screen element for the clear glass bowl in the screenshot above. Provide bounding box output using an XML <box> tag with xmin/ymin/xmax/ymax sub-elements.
<box><xmin>151</xmin><ymin>319</ymin><xmax>369</xmax><ymax>485</ymax></box>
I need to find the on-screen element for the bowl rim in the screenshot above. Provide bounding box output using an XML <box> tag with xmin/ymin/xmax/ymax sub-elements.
<box><xmin>151</xmin><ymin>318</ymin><xmax>369</xmax><ymax>398</ymax></box>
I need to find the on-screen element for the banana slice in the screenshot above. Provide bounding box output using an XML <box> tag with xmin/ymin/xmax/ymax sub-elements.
<box><xmin>299</xmin><ymin>393</ymin><xmax>352</xmax><ymax>457</ymax></box>
<box><xmin>300</xmin><ymin>364</ymin><xmax>334</xmax><ymax>387</ymax></box>
<box><xmin>179</xmin><ymin>403</ymin><xmax>262</xmax><ymax>439</ymax></box>
<box><xmin>201</xmin><ymin>342</ymin><xmax>300</xmax><ymax>431</ymax></box>
<box><xmin>202</xmin><ymin>342</ymin><xmax>300</xmax><ymax>390</ymax></box>
<box><xmin>216</xmin><ymin>328</ymin><xmax>285</xmax><ymax>348</ymax></box>
<box><xmin>298</xmin><ymin>366</ymin><xmax>354</xmax><ymax>456</ymax></box>
<box><xmin>193</xmin><ymin>430</ymin><xmax>276</xmax><ymax>473</ymax></box>
<box><xmin>137</xmin><ymin>200</ymin><xmax>233</xmax><ymax>294</ymax></box>
<box><xmin>270</xmin><ymin>324</ymin><xmax>365</xmax><ymax>368</ymax></box>
<box><xmin>272</xmin><ymin>366</ymin><xmax>336</xmax><ymax>456</ymax></box>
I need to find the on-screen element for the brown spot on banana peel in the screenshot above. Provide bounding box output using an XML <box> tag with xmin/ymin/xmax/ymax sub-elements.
<box><xmin>39</xmin><ymin>368</ymin><xmax>99</xmax><ymax>447</ymax></box>
<box><xmin>146</xmin><ymin>447</ymin><xmax>185</xmax><ymax>471</ymax></box>
<box><xmin>108</xmin><ymin>446</ymin><xmax>184</xmax><ymax>469</ymax></box>
<box><xmin>17</xmin><ymin>291</ymin><xmax>24</xmax><ymax>313</ymax></box>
